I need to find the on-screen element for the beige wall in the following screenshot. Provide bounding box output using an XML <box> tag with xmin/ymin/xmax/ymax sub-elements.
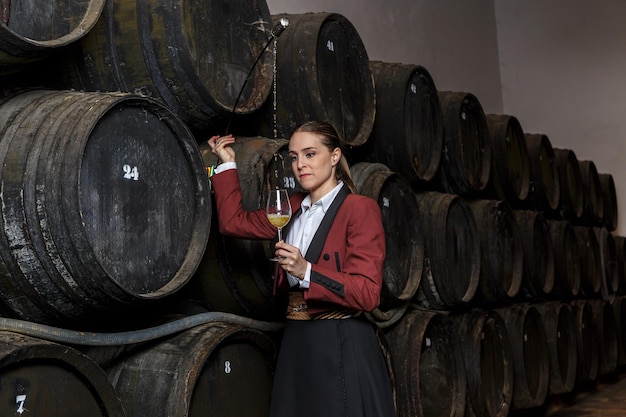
<box><xmin>267</xmin><ymin>0</ymin><xmax>626</xmax><ymax>235</ymax></box>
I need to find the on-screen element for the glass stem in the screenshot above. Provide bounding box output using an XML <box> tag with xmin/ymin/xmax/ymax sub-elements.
<box><xmin>277</xmin><ymin>228</ymin><xmax>282</xmax><ymax>242</ymax></box>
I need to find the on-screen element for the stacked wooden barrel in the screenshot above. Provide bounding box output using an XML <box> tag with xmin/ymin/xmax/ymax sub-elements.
<box><xmin>0</xmin><ymin>2</ymin><xmax>624</xmax><ymax>417</ymax></box>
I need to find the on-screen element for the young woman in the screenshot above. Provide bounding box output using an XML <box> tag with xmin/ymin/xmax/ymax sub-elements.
<box><xmin>207</xmin><ymin>121</ymin><xmax>396</xmax><ymax>417</ymax></box>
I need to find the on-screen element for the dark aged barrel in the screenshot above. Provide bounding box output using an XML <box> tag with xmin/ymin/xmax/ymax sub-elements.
<box><xmin>573</xmin><ymin>226</ymin><xmax>602</xmax><ymax>297</ymax></box>
<box><xmin>570</xmin><ymin>299</ymin><xmax>599</xmax><ymax>385</ymax></box>
<box><xmin>612</xmin><ymin>296</ymin><xmax>626</xmax><ymax>366</ymax></box>
<box><xmin>553</xmin><ymin>148</ymin><xmax>584</xmax><ymax>222</ymax></box>
<box><xmin>524</xmin><ymin>133</ymin><xmax>560</xmax><ymax>214</ymax></box>
<box><xmin>94</xmin><ymin>322</ymin><xmax>276</xmax><ymax>417</ymax></box>
<box><xmin>0</xmin><ymin>90</ymin><xmax>210</xmax><ymax>325</ymax></box>
<box><xmin>616</xmin><ymin>236</ymin><xmax>626</xmax><ymax>296</ymax></box>
<box><xmin>547</xmin><ymin>220</ymin><xmax>581</xmax><ymax>299</ymax></box>
<box><xmin>578</xmin><ymin>160</ymin><xmax>604</xmax><ymax>227</ymax></box>
<box><xmin>189</xmin><ymin>137</ymin><xmax>296</xmax><ymax>321</ymax></box>
<box><xmin>40</xmin><ymin>0</ymin><xmax>274</xmax><ymax>132</ymax></box>
<box><xmin>598</xmin><ymin>173</ymin><xmax>618</xmax><ymax>231</ymax></box>
<box><xmin>257</xmin><ymin>12</ymin><xmax>375</xmax><ymax>146</ymax></box>
<box><xmin>535</xmin><ymin>301</ymin><xmax>577</xmax><ymax>396</ymax></box>
<box><xmin>513</xmin><ymin>210</ymin><xmax>554</xmax><ymax>300</ymax></box>
<box><xmin>485</xmin><ymin>114</ymin><xmax>530</xmax><ymax>207</ymax></box>
<box><xmin>351</xmin><ymin>61</ymin><xmax>443</xmax><ymax>185</ymax></box>
<box><xmin>350</xmin><ymin>162</ymin><xmax>424</xmax><ymax>328</ymax></box>
<box><xmin>385</xmin><ymin>307</ymin><xmax>466</xmax><ymax>417</ymax></box>
<box><xmin>435</xmin><ymin>91</ymin><xmax>491</xmax><ymax>196</ymax></box>
<box><xmin>413</xmin><ymin>192</ymin><xmax>480</xmax><ymax>309</ymax></box>
<box><xmin>467</xmin><ymin>199</ymin><xmax>523</xmax><ymax>305</ymax></box>
<box><xmin>0</xmin><ymin>0</ymin><xmax>105</xmax><ymax>75</ymax></box>
<box><xmin>589</xmin><ymin>299</ymin><xmax>619</xmax><ymax>376</ymax></box>
<box><xmin>495</xmin><ymin>304</ymin><xmax>549</xmax><ymax>411</ymax></box>
<box><xmin>0</xmin><ymin>332</ymin><xmax>125</xmax><ymax>416</ymax></box>
<box><xmin>451</xmin><ymin>309</ymin><xmax>513</xmax><ymax>417</ymax></box>
<box><xmin>595</xmin><ymin>227</ymin><xmax>619</xmax><ymax>302</ymax></box>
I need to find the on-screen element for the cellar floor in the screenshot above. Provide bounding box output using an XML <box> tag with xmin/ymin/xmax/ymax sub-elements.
<box><xmin>535</xmin><ymin>371</ymin><xmax>626</xmax><ymax>417</ymax></box>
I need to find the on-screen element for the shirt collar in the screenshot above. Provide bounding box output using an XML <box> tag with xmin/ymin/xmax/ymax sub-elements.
<box><xmin>300</xmin><ymin>181</ymin><xmax>344</xmax><ymax>213</ymax></box>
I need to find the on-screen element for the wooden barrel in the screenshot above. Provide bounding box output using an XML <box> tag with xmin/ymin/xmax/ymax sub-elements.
<box><xmin>485</xmin><ymin>114</ymin><xmax>530</xmax><ymax>207</ymax></box>
<box><xmin>0</xmin><ymin>0</ymin><xmax>105</xmax><ymax>75</ymax></box>
<box><xmin>598</xmin><ymin>173</ymin><xmax>618</xmax><ymax>231</ymax></box>
<box><xmin>91</xmin><ymin>322</ymin><xmax>276</xmax><ymax>417</ymax></box>
<box><xmin>513</xmin><ymin>210</ymin><xmax>555</xmax><ymax>300</ymax></box>
<box><xmin>495</xmin><ymin>304</ymin><xmax>549</xmax><ymax>411</ymax></box>
<box><xmin>250</xmin><ymin>12</ymin><xmax>375</xmax><ymax>146</ymax></box>
<box><xmin>413</xmin><ymin>191</ymin><xmax>480</xmax><ymax>309</ymax></box>
<box><xmin>0</xmin><ymin>89</ymin><xmax>210</xmax><ymax>325</ymax></box>
<box><xmin>616</xmin><ymin>236</ymin><xmax>626</xmax><ymax>296</ymax></box>
<box><xmin>570</xmin><ymin>299</ymin><xmax>599</xmax><ymax>385</ymax></box>
<box><xmin>468</xmin><ymin>199</ymin><xmax>523</xmax><ymax>305</ymax></box>
<box><xmin>435</xmin><ymin>91</ymin><xmax>491</xmax><ymax>196</ymax></box>
<box><xmin>384</xmin><ymin>306</ymin><xmax>466</xmax><ymax>417</ymax></box>
<box><xmin>187</xmin><ymin>137</ymin><xmax>297</xmax><ymax>321</ymax></box>
<box><xmin>595</xmin><ymin>227</ymin><xmax>619</xmax><ymax>302</ymax></box>
<box><xmin>350</xmin><ymin>162</ymin><xmax>424</xmax><ymax>328</ymax></box>
<box><xmin>0</xmin><ymin>331</ymin><xmax>125</xmax><ymax>416</ymax></box>
<box><xmin>590</xmin><ymin>299</ymin><xmax>619</xmax><ymax>376</ymax></box>
<box><xmin>573</xmin><ymin>226</ymin><xmax>602</xmax><ymax>297</ymax></box>
<box><xmin>351</xmin><ymin>61</ymin><xmax>443</xmax><ymax>185</ymax></box>
<box><xmin>578</xmin><ymin>160</ymin><xmax>604</xmax><ymax>227</ymax></box>
<box><xmin>612</xmin><ymin>296</ymin><xmax>626</xmax><ymax>367</ymax></box>
<box><xmin>38</xmin><ymin>0</ymin><xmax>274</xmax><ymax>132</ymax></box>
<box><xmin>535</xmin><ymin>301</ymin><xmax>577</xmax><ymax>396</ymax></box>
<box><xmin>547</xmin><ymin>220</ymin><xmax>581</xmax><ymax>299</ymax></box>
<box><xmin>451</xmin><ymin>309</ymin><xmax>513</xmax><ymax>417</ymax></box>
<box><xmin>552</xmin><ymin>148</ymin><xmax>584</xmax><ymax>222</ymax></box>
<box><xmin>524</xmin><ymin>133</ymin><xmax>560</xmax><ymax>214</ymax></box>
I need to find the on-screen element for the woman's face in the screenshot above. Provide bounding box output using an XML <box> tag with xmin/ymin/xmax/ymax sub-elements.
<box><xmin>288</xmin><ymin>131</ymin><xmax>340</xmax><ymax>198</ymax></box>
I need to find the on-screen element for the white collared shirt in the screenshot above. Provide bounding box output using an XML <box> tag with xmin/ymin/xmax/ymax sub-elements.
<box><xmin>286</xmin><ymin>181</ymin><xmax>344</xmax><ymax>288</ymax></box>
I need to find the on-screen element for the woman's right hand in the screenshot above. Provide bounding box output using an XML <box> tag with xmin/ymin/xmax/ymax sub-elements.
<box><xmin>207</xmin><ymin>134</ymin><xmax>236</xmax><ymax>163</ymax></box>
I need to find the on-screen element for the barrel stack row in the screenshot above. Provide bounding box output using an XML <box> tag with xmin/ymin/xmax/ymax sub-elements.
<box><xmin>0</xmin><ymin>3</ymin><xmax>624</xmax><ymax>417</ymax></box>
<box><xmin>0</xmin><ymin>2</ymin><xmax>280</xmax><ymax>417</ymax></box>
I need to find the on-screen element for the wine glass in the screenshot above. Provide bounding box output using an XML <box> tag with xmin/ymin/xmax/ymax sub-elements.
<box><xmin>266</xmin><ymin>189</ymin><xmax>292</xmax><ymax>261</ymax></box>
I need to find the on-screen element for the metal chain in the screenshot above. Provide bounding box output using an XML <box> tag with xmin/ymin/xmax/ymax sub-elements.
<box><xmin>272</xmin><ymin>35</ymin><xmax>278</xmax><ymax>139</ymax></box>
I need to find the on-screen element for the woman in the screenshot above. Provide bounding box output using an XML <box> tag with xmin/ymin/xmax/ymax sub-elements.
<box><xmin>207</xmin><ymin>121</ymin><xmax>396</xmax><ymax>417</ymax></box>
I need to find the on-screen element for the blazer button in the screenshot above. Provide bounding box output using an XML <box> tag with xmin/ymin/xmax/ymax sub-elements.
<box><xmin>323</xmin><ymin>254</ymin><xmax>330</xmax><ymax>261</ymax></box>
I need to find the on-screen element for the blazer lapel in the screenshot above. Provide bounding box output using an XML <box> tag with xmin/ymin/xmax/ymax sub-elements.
<box><xmin>304</xmin><ymin>185</ymin><xmax>350</xmax><ymax>263</ymax></box>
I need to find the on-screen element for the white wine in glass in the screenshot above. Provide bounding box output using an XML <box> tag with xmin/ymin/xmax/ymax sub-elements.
<box><xmin>266</xmin><ymin>189</ymin><xmax>292</xmax><ymax>261</ymax></box>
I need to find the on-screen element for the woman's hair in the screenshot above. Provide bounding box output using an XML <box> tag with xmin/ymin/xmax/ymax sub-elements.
<box><xmin>292</xmin><ymin>121</ymin><xmax>357</xmax><ymax>193</ymax></box>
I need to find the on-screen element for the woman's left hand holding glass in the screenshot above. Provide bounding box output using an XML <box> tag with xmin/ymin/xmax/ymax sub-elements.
<box><xmin>274</xmin><ymin>241</ymin><xmax>308</xmax><ymax>279</ymax></box>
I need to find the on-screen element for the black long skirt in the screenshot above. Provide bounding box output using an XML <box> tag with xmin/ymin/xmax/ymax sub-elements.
<box><xmin>269</xmin><ymin>318</ymin><xmax>396</xmax><ymax>417</ymax></box>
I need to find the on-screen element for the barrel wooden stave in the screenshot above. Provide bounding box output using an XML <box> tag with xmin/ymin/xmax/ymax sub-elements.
<box><xmin>384</xmin><ymin>307</ymin><xmax>466</xmax><ymax>417</ymax></box>
<box><xmin>485</xmin><ymin>114</ymin><xmax>530</xmax><ymax>207</ymax></box>
<box><xmin>0</xmin><ymin>89</ymin><xmax>210</xmax><ymax>325</ymax></box>
<box><xmin>97</xmin><ymin>322</ymin><xmax>276</xmax><ymax>417</ymax></box>
<box><xmin>524</xmin><ymin>133</ymin><xmax>560</xmax><ymax>214</ymax></box>
<box><xmin>435</xmin><ymin>91</ymin><xmax>491</xmax><ymax>197</ymax></box>
<box><xmin>0</xmin><ymin>0</ymin><xmax>105</xmax><ymax>75</ymax></box>
<box><xmin>413</xmin><ymin>191</ymin><xmax>480</xmax><ymax>309</ymax></box>
<box><xmin>495</xmin><ymin>303</ymin><xmax>550</xmax><ymax>410</ymax></box>
<box><xmin>468</xmin><ymin>199</ymin><xmax>524</xmax><ymax>305</ymax></box>
<box><xmin>513</xmin><ymin>210</ymin><xmax>555</xmax><ymax>299</ymax></box>
<box><xmin>0</xmin><ymin>331</ymin><xmax>125</xmax><ymax>416</ymax></box>
<box><xmin>352</xmin><ymin>61</ymin><xmax>443</xmax><ymax>185</ymax></box>
<box><xmin>535</xmin><ymin>301</ymin><xmax>578</xmax><ymax>396</ymax></box>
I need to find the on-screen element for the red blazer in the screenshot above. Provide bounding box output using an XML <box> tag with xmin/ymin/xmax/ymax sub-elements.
<box><xmin>211</xmin><ymin>169</ymin><xmax>385</xmax><ymax>315</ymax></box>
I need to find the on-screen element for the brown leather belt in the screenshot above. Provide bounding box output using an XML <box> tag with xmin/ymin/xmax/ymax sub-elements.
<box><xmin>286</xmin><ymin>291</ymin><xmax>361</xmax><ymax>320</ymax></box>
